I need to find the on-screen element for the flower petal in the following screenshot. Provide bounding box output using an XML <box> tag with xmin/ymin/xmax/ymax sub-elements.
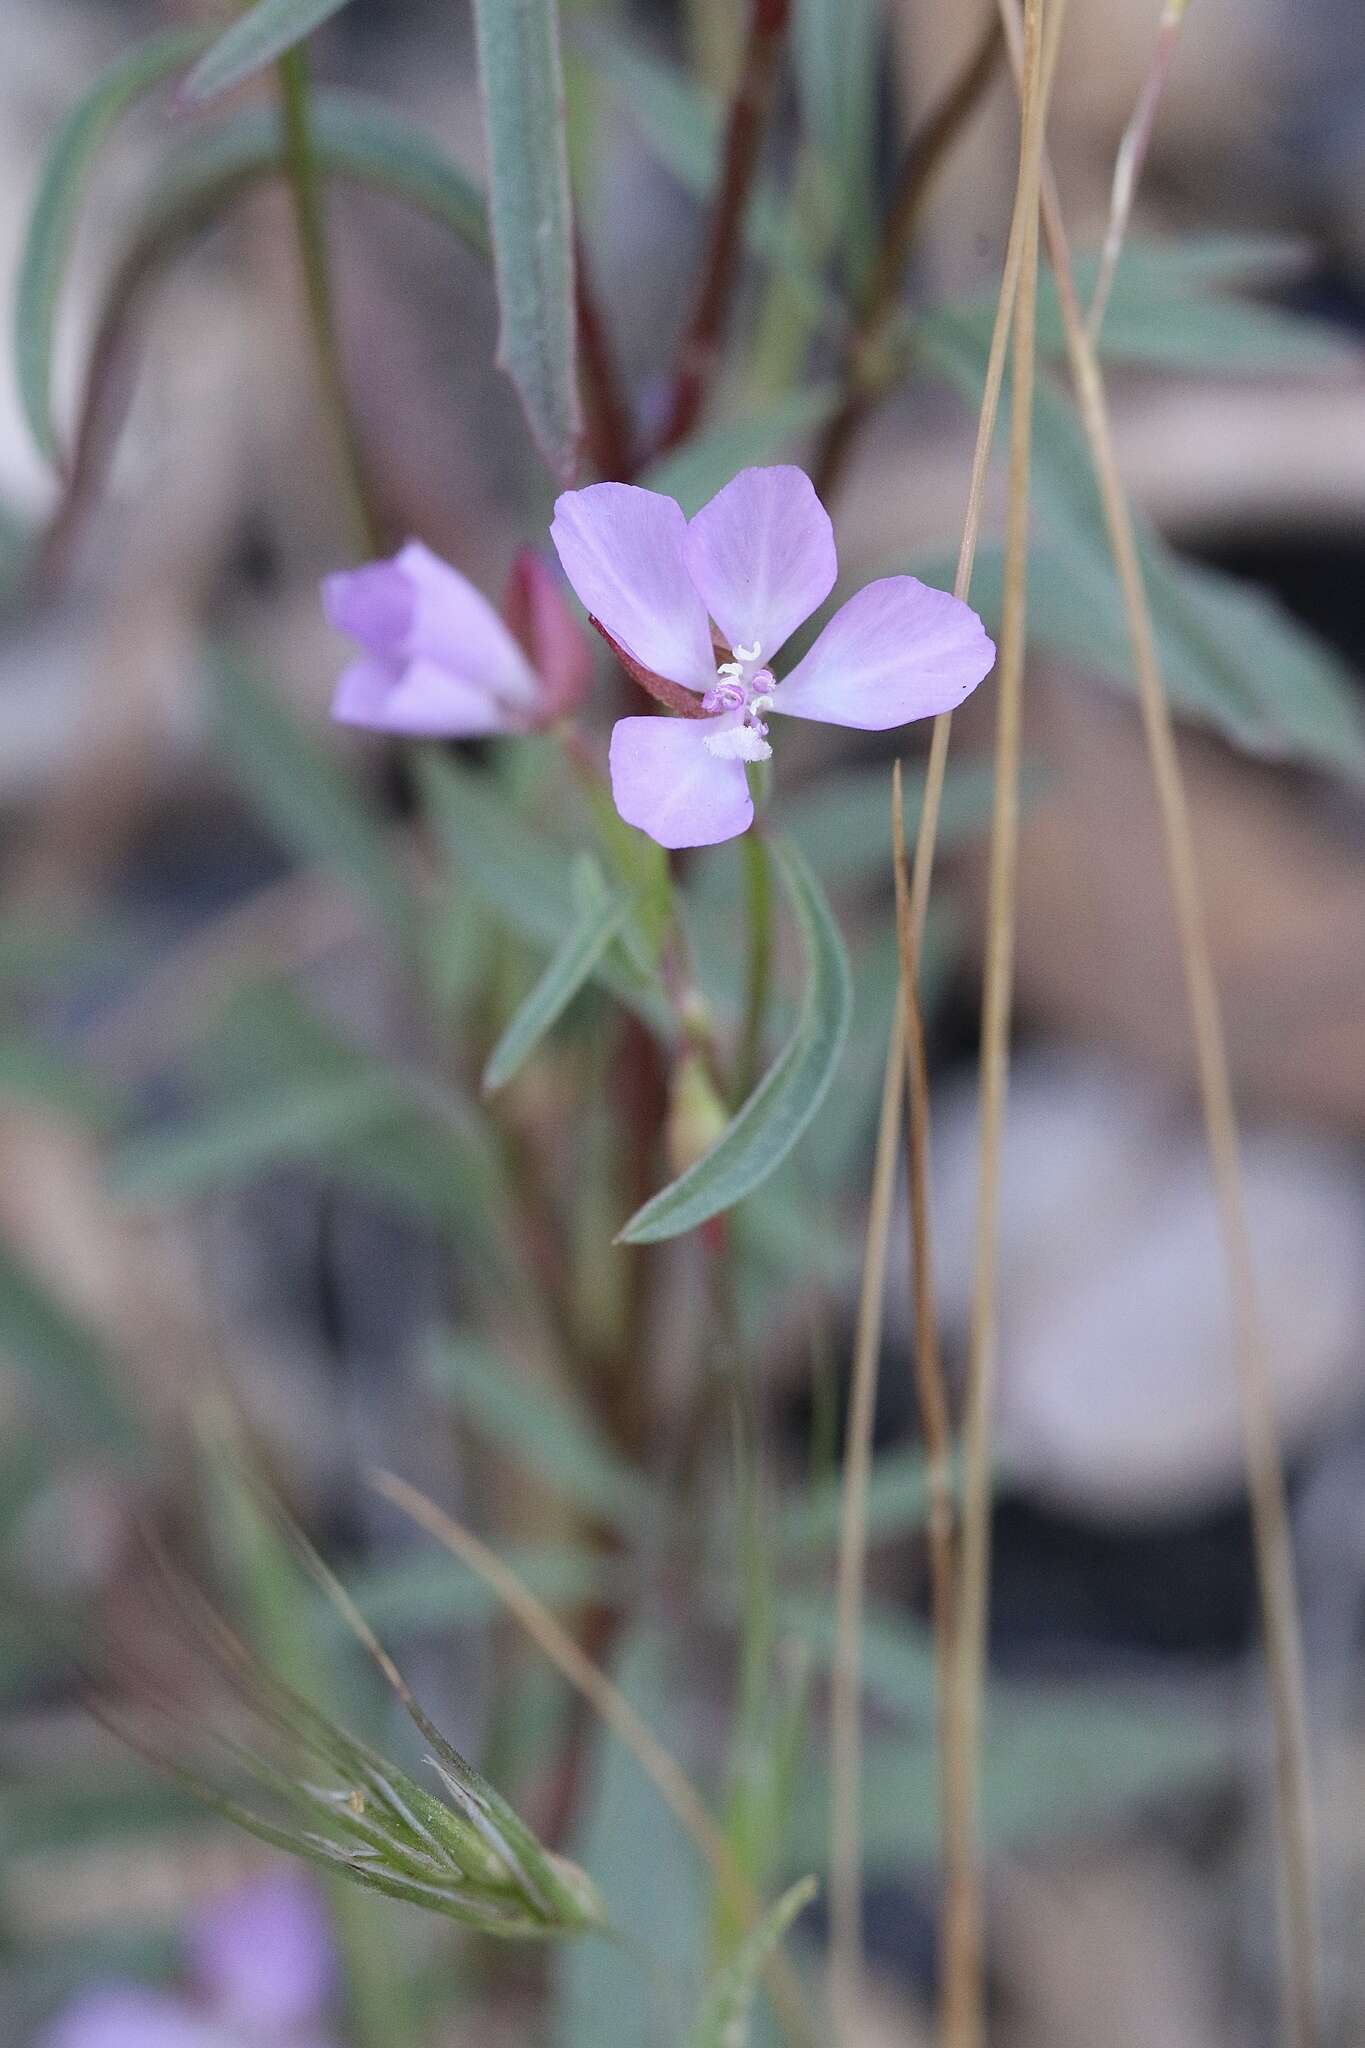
<box><xmin>551</xmin><ymin>485</ymin><xmax>716</xmax><ymax>691</ymax></box>
<box><xmin>682</xmin><ymin>466</ymin><xmax>836</xmax><ymax>663</ymax></box>
<box><xmin>322</xmin><ymin>560</ymin><xmax>412</xmax><ymax>658</ymax></box>
<box><xmin>188</xmin><ymin>1874</ymin><xmax>336</xmax><ymax>2031</ymax></box>
<box><xmin>609</xmin><ymin>716</ymin><xmax>754</xmax><ymax>848</ymax></box>
<box><xmin>331</xmin><ymin>659</ymin><xmax>514</xmax><ymax>737</ymax></box>
<box><xmin>395</xmin><ymin>542</ymin><xmax>541</xmax><ymax>711</ymax></box>
<box><xmin>42</xmin><ymin>1987</ymin><xmax>223</xmax><ymax>2048</ymax></box>
<box><xmin>773</xmin><ymin>577</ymin><xmax>995</xmax><ymax>730</ymax></box>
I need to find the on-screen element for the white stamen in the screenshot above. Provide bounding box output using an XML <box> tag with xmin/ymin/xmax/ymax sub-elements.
<box><xmin>732</xmin><ymin>640</ymin><xmax>763</xmax><ymax>664</ymax></box>
<box><xmin>704</xmin><ymin>724</ymin><xmax>772</xmax><ymax>763</ymax></box>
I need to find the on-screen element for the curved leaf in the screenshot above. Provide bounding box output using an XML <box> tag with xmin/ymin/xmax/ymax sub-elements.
<box><xmin>619</xmin><ymin>838</ymin><xmax>852</xmax><ymax>1243</ymax></box>
<box><xmin>14</xmin><ymin>26</ymin><xmax>209</xmax><ymax>466</ymax></box>
<box><xmin>687</xmin><ymin>1877</ymin><xmax>818</xmax><ymax>2048</ymax></box>
<box><xmin>483</xmin><ymin>863</ymin><xmax>637</xmax><ymax>1092</ymax></box>
<box><xmin>471</xmin><ymin>0</ymin><xmax>582</xmax><ymax>479</ymax></box>
<box><xmin>181</xmin><ymin>0</ymin><xmax>354</xmax><ymax>106</ymax></box>
<box><xmin>145</xmin><ymin>92</ymin><xmax>489</xmax><ymax>253</ymax></box>
<box><xmin>48</xmin><ymin>93</ymin><xmax>489</xmax><ymax>563</ymax></box>
<box><xmin>209</xmin><ymin>647</ymin><xmax>412</xmax><ymax>939</ymax></box>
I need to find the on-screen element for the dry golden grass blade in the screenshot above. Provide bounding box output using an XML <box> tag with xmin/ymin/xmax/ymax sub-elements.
<box><xmin>371</xmin><ymin>1470</ymin><xmax>819</xmax><ymax>2048</ymax></box>
<box><xmin>1086</xmin><ymin>0</ymin><xmax>1190</xmax><ymax>345</ymax></box>
<box><xmin>828</xmin><ymin>997</ymin><xmax>908</xmax><ymax>2041</ymax></box>
<box><xmin>827</xmin><ymin>16</ymin><xmax>1045</xmax><ymax>2038</ymax></box>
<box><xmin>890</xmin><ymin>754</ymin><xmax>957</xmax><ymax>1850</ymax></box>
<box><xmin>993</xmin><ymin>1</ymin><xmax>1321</xmax><ymax>2040</ymax></box>
<box><xmin>944</xmin><ymin>6</ymin><xmax>1059</xmax><ymax>2040</ymax></box>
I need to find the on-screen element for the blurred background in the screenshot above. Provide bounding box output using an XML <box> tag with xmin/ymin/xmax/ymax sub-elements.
<box><xmin>2</xmin><ymin>1</ymin><xmax>1365</xmax><ymax>2044</ymax></box>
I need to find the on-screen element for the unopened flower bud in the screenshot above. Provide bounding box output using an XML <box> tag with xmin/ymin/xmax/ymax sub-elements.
<box><xmin>665</xmin><ymin>1050</ymin><xmax>729</xmax><ymax>1180</ymax></box>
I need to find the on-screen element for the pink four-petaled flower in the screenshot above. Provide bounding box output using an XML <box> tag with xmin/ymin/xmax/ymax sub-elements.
<box><xmin>551</xmin><ymin>464</ymin><xmax>995</xmax><ymax>848</ymax></box>
<box><xmin>325</xmin><ymin>542</ymin><xmax>587</xmax><ymax>737</ymax></box>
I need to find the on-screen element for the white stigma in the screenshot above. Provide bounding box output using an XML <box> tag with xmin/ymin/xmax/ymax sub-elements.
<box><xmin>705</xmin><ymin>723</ymin><xmax>772</xmax><ymax>763</ymax></box>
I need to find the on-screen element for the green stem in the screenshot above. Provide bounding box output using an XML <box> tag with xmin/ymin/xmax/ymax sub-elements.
<box><xmin>736</xmin><ymin>824</ymin><xmax>774</xmax><ymax>1101</ymax></box>
<box><xmin>276</xmin><ymin>46</ymin><xmax>377</xmax><ymax>557</ymax></box>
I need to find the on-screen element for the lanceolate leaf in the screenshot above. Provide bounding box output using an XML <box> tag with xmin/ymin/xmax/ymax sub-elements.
<box><xmin>687</xmin><ymin>1877</ymin><xmax>818</xmax><ymax>2048</ymax></box>
<box><xmin>482</xmin><ymin>864</ymin><xmax>637</xmax><ymax>1092</ymax></box>
<box><xmin>53</xmin><ymin>95</ymin><xmax>489</xmax><ymax>568</ymax></box>
<box><xmin>14</xmin><ymin>26</ymin><xmax>208</xmax><ymax>466</ymax></box>
<box><xmin>470</xmin><ymin>0</ymin><xmax>582</xmax><ymax>480</ymax></box>
<box><xmin>164</xmin><ymin>93</ymin><xmax>490</xmax><ymax>253</ymax></box>
<box><xmin>209</xmin><ymin>649</ymin><xmax>413</xmax><ymax>940</ymax></box>
<box><xmin>620</xmin><ymin>838</ymin><xmax>852</xmax><ymax>1244</ymax></box>
<box><xmin>916</xmin><ymin>311</ymin><xmax>1365</xmax><ymax>783</ymax></box>
<box><xmin>793</xmin><ymin>0</ymin><xmax>879</xmax><ymax>284</ymax></box>
<box><xmin>417</xmin><ymin>752</ymin><xmax>668</xmax><ymax>1029</ymax></box>
<box><xmin>180</xmin><ymin>0</ymin><xmax>355</xmax><ymax>106</ymax></box>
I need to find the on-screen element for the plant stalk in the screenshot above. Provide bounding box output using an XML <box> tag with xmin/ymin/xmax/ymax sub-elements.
<box><xmin>276</xmin><ymin>45</ymin><xmax>377</xmax><ymax>558</ymax></box>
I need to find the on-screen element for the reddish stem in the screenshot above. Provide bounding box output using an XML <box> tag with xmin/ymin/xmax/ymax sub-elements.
<box><xmin>812</xmin><ymin>12</ymin><xmax>1004</xmax><ymax>502</ymax></box>
<box><xmin>575</xmin><ymin>237</ymin><xmax>637</xmax><ymax>481</ymax></box>
<box><xmin>656</xmin><ymin>0</ymin><xmax>793</xmax><ymax>454</ymax></box>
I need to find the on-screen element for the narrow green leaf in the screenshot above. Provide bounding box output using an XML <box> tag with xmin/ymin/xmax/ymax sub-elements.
<box><xmin>916</xmin><ymin>312</ymin><xmax>1365</xmax><ymax>782</ymax></box>
<box><xmin>783</xmin><ymin>1688</ymin><xmax>1228</xmax><ymax>1868</ymax></box>
<box><xmin>209</xmin><ymin>649</ymin><xmax>412</xmax><ymax>937</ymax></box>
<box><xmin>418</xmin><ymin>752</ymin><xmax>668</xmax><ymax>1028</ymax></box>
<box><xmin>181</xmin><ymin>0</ymin><xmax>354</xmax><ymax>106</ymax></box>
<box><xmin>109</xmin><ymin>982</ymin><xmax>504</xmax><ymax>1255</ymax></box>
<box><xmin>620</xmin><ymin>838</ymin><xmax>852</xmax><ymax>1243</ymax></box>
<box><xmin>430</xmin><ymin>1335</ymin><xmax>655</xmax><ymax>1535</ymax></box>
<box><xmin>793</xmin><ymin>0</ymin><xmax>879</xmax><ymax>283</ymax></box>
<box><xmin>471</xmin><ymin>0</ymin><xmax>582</xmax><ymax>479</ymax></box>
<box><xmin>687</xmin><ymin>1877</ymin><xmax>818</xmax><ymax>2048</ymax></box>
<box><xmin>14</xmin><ymin>26</ymin><xmax>209</xmax><ymax>465</ymax></box>
<box><xmin>483</xmin><ymin>867</ymin><xmax>636</xmax><ymax>1092</ymax></box>
<box><xmin>111</xmin><ymin>1071</ymin><xmax>404</xmax><ymax>1202</ymax></box>
<box><xmin>769</xmin><ymin>757</ymin><xmax>1003</xmax><ymax>892</ymax></box>
<box><xmin>153</xmin><ymin>92</ymin><xmax>490</xmax><ymax>256</ymax></box>
<box><xmin>557</xmin><ymin>1630</ymin><xmax>706</xmax><ymax>2048</ymax></box>
<box><xmin>336</xmin><ymin>1543</ymin><xmax>617</xmax><ymax>1636</ymax></box>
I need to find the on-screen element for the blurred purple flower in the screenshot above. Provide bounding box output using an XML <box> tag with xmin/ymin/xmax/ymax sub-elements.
<box><xmin>42</xmin><ymin>1874</ymin><xmax>338</xmax><ymax>2048</ymax></box>
<box><xmin>551</xmin><ymin>465</ymin><xmax>996</xmax><ymax>848</ymax></box>
<box><xmin>325</xmin><ymin>541</ymin><xmax>588</xmax><ymax>738</ymax></box>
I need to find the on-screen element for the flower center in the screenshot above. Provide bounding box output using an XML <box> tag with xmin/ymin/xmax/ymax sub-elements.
<box><xmin>701</xmin><ymin>641</ymin><xmax>775</xmax><ymax>763</ymax></box>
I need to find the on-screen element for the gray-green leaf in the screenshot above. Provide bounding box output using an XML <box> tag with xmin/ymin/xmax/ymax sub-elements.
<box><xmin>209</xmin><ymin>648</ymin><xmax>413</xmax><ymax>940</ymax></box>
<box><xmin>620</xmin><ymin>837</ymin><xmax>852</xmax><ymax>1243</ymax></box>
<box><xmin>471</xmin><ymin>0</ymin><xmax>582</xmax><ymax>480</ymax></box>
<box><xmin>180</xmin><ymin>0</ymin><xmax>354</xmax><ymax>106</ymax></box>
<box><xmin>14</xmin><ymin>26</ymin><xmax>209</xmax><ymax>466</ymax></box>
<box><xmin>687</xmin><ymin>1877</ymin><xmax>818</xmax><ymax>2048</ymax></box>
<box><xmin>482</xmin><ymin>865</ymin><xmax>637</xmax><ymax>1091</ymax></box>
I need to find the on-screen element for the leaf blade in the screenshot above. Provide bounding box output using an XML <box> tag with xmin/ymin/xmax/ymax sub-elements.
<box><xmin>181</xmin><ymin>0</ymin><xmax>354</xmax><ymax>106</ymax></box>
<box><xmin>209</xmin><ymin>648</ymin><xmax>413</xmax><ymax>938</ymax></box>
<box><xmin>620</xmin><ymin>838</ymin><xmax>852</xmax><ymax>1243</ymax></box>
<box><xmin>471</xmin><ymin>0</ymin><xmax>582</xmax><ymax>479</ymax></box>
<box><xmin>14</xmin><ymin>26</ymin><xmax>209</xmax><ymax>466</ymax></box>
<box><xmin>483</xmin><ymin>869</ymin><xmax>637</xmax><ymax>1092</ymax></box>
